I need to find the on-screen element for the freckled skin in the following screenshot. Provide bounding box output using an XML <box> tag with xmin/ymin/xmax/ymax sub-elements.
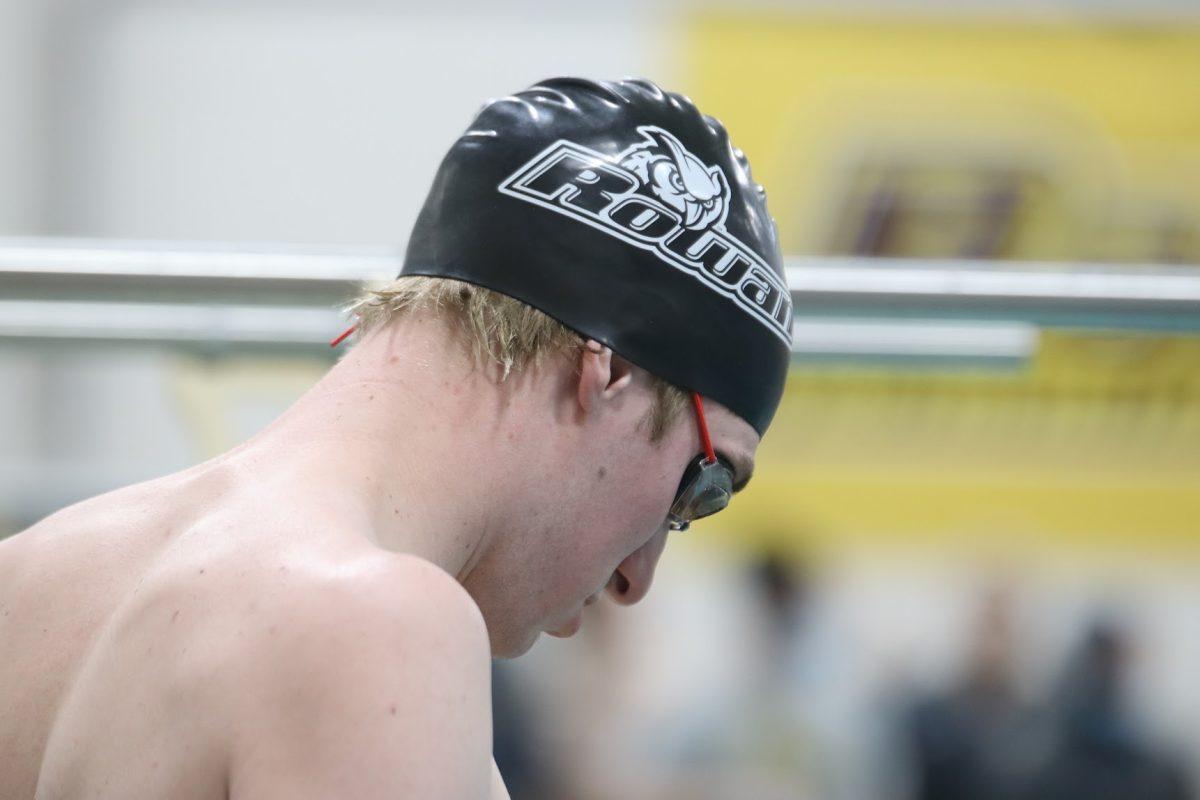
<box><xmin>0</xmin><ymin>311</ymin><xmax>759</xmax><ymax>799</ymax></box>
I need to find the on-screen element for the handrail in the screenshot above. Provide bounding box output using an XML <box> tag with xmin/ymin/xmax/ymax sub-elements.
<box><xmin>1</xmin><ymin>238</ymin><xmax>1197</xmax><ymax>351</ymax></box>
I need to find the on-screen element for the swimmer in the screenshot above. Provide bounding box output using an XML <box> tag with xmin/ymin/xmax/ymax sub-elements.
<box><xmin>0</xmin><ymin>77</ymin><xmax>790</xmax><ymax>799</ymax></box>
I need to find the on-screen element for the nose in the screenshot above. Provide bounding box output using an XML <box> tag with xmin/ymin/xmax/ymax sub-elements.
<box><xmin>606</xmin><ymin>528</ymin><xmax>668</xmax><ymax>606</ymax></box>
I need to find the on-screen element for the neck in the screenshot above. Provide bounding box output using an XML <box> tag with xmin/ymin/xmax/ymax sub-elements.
<box><xmin>215</xmin><ymin>315</ymin><xmax>532</xmax><ymax>582</ymax></box>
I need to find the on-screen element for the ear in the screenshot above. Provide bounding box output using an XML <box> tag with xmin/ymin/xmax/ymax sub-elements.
<box><xmin>577</xmin><ymin>339</ymin><xmax>634</xmax><ymax>415</ymax></box>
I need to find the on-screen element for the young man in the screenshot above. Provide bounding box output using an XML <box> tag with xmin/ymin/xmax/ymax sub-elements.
<box><xmin>0</xmin><ymin>77</ymin><xmax>791</xmax><ymax>798</ymax></box>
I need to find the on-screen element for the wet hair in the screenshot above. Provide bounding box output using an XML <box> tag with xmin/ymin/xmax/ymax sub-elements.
<box><xmin>347</xmin><ymin>276</ymin><xmax>689</xmax><ymax>440</ymax></box>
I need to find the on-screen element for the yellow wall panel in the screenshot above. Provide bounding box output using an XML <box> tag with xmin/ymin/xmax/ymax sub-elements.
<box><xmin>702</xmin><ymin>332</ymin><xmax>1200</xmax><ymax>557</ymax></box>
<box><xmin>683</xmin><ymin>16</ymin><xmax>1200</xmax><ymax>261</ymax></box>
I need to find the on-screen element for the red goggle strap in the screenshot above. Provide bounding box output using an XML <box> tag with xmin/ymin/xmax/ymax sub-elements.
<box><xmin>330</xmin><ymin>324</ymin><xmax>357</xmax><ymax>348</ymax></box>
<box><xmin>692</xmin><ymin>391</ymin><xmax>717</xmax><ymax>464</ymax></box>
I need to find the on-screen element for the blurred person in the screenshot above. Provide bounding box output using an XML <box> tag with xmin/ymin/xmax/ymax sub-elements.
<box><xmin>519</xmin><ymin>543</ymin><xmax>753</xmax><ymax>800</ymax></box>
<box><xmin>711</xmin><ymin>552</ymin><xmax>822</xmax><ymax>800</ymax></box>
<box><xmin>0</xmin><ymin>77</ymin><xmax>791</xmax><ymax>799</ymax></box>
<box><xmin>901</xmin><ymin>584</ymin><xmax>1039</xmax><ymax>800</ymax></box>
<box><xmin>652</xmin><ymin>550</ymin><xmax>837</xmax><ymax>800</ymax></box>
<box><xmin>1023</xmin><ymin>619</ymin><xmax>1192</xmax><ymax>800</ymax></box>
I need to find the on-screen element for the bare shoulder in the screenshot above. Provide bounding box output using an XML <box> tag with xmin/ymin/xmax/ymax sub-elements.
<box><xmin>299</xmin><ymin>551</ymin><xmax>486</xmax><ymax>638</ymax></box>
<box><xmin>243</xmin><ymin>551</ymin><xmax>487</xmax><ymax>657</ymax></box>
<box><xmin>224</xmin><ymin>552</ymin><xmax>493</xmax><ymax>800</ymax></box>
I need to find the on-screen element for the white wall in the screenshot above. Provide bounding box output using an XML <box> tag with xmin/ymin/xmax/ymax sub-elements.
<box><xmin>42</xmin><ymin>0</ymin><xmax>674</xmax><ymax>244</ymax></box>
<box><xmin>0</xmin><ymin>0</ymin><xmax>49</xmax><ymax>233</ymax></box>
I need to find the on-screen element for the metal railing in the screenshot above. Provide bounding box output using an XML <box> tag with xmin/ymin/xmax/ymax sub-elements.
<box><xmin>2</xmin><ymin>237</ymin><xmax>1198</xmax><ymax>358</ymax></box>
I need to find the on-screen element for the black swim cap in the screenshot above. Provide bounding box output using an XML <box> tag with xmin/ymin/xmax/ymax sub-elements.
<box><xmin>401</xmin><ymin>77</ymin><xmax>792</xmax><ymax>436</ymax></box>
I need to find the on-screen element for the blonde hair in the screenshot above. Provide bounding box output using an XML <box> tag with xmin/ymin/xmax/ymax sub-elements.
<box><xmin>347</xmin><ymin>276</ymin><xmax>689</xmax><ymax>440</ymax></box>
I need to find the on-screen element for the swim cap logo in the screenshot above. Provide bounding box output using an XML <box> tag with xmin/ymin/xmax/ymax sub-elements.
<box><xmin>619</xmin><ymin>128</ymin><xmax>729</xmax><ymax>231</ymax></box>
<box><xmin>498</xmin><ymin>126</ymin><xmax>792</xmax><ymax>343</ymax></box>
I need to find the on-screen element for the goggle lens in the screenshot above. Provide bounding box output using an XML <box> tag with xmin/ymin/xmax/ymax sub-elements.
<box><xmin>667</xmin><ymin>454</ymin><xmax>733</xmax><ymax>532</ymax></box>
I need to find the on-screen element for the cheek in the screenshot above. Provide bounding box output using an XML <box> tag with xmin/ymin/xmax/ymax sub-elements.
<box><xmin>561</xmin><ymin>475</ymin><xmax>666</xmax><ymax>576</ymax></box>
<box><xmin>573</xmin><ymin>439</ymin><xmax>689</xmax><ymax>565</ymax></box>
<box><xmin>603</xmin><ymin>461</ymin><xmax>679</xmax><ymax>543</ymax></box>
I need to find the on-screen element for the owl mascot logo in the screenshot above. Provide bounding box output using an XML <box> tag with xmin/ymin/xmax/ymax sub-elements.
<box><xmin>618</xmin><ymin>127</ymin><xmax>731</xmax><ymax>232</ymax></box>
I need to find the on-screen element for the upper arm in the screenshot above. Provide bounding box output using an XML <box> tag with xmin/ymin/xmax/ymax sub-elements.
<box><xmin>226</xmin><ymin>557</ymin><xmax>494</xmax><ymax>800</ymax></box>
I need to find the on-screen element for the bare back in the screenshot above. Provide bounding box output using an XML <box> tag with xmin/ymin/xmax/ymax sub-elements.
<box><xmin>0</xmin><ymin>464</ymin><xmax>507</xmax><ymax>800</ymax></box>
<box><xmin>0</xmin><ymin>468</ymin><xmax>244</xmax><ymax>799</ymax></box>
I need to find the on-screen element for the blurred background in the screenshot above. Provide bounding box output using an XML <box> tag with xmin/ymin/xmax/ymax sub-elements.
<box><xmin>1</xmin><ymin>1</ymin><xmax>1198</xmax><ymax>798</ymax></box>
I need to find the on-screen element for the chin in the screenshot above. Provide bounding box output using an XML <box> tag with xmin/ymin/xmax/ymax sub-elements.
<box><xmin>489</xmin><ymin>626</ymin><xmax>541</xmax><ymax>660</ymax></box>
